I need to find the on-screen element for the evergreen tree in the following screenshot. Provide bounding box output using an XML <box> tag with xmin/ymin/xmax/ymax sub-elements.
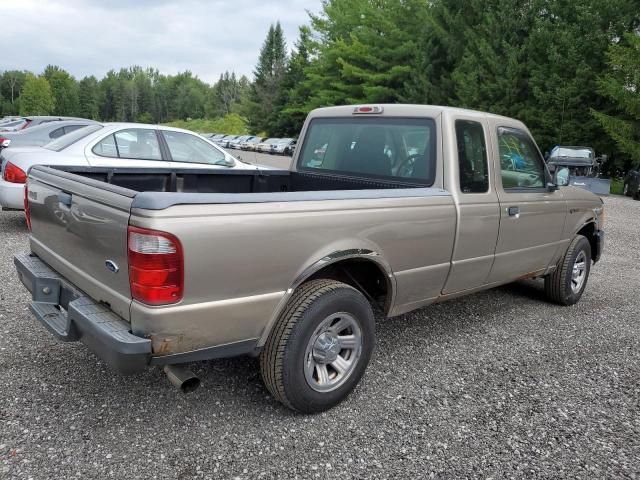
<box><xmin>300</xmin><ymin>0</ymin><xmax>427</xmax><ymax>111</ymax></box>
<box><xmin>19</xmin><ymin>75</ymin><xmax>55</xmax><ymax>115</ymax></box>
<box><xmin>247</xmin><ymin>22</ymin><xmax>288</xmax><ymax>134</ymax></box>
<box><xmin>449</xmin><ymin>0</ymin><xmax>533</xmax><ymax>118</ymax></box>
<box><xmin>206</xmin><ymin>72</ymin><xmax>249</xmax><ymax>118</ymax></box>
<box><xmin>43</xmin><ymin>65</ymin><xmax>79</xmax><ymax>116</ymax></box>
<box><xmin>525</xmin><ymin>0</ymin><xmax>638</xmax><ymax>153</ymax></box>
<box><xmin>271</xmin><ymin>26</ymin><xmax>313</xmax><ymax>136</ymax></box>
<box><xmin>592</xmin><ymin>32</ymin><xmax>640</xmax><ymax>167</ymax></box>
<box><xmin>77</xmin><ymin>76</ymin><xmax>100</xmax><ymax>119</ymax></box>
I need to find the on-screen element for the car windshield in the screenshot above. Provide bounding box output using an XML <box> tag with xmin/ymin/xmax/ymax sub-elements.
<box><xmin>44</xmin><ymin>124</ymin><xmax>103</xmax><ymax>152</ymax></box>
<box><xmin>298</xmin><ymin>117</ymin><xmax>437</xmax><ymax>185</ymax></box>
<box><xmin>552</xmin><ymin>148</ymin><xmax>593</xmax><ymax>159</ymax></box>
<box><xmin>0</xmin><ymin>120</ymin><xmax>25</xmax><ymax>128</ymax></box>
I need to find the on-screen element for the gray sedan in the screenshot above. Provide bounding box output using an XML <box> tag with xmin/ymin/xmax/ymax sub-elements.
<box><xmin>0</xmin><ymin>120</ymin><xmax>98</xmax><ymax>149</ymax></box>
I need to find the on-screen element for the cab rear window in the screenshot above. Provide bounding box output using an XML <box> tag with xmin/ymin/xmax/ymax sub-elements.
<box><xmin>298</xmin><ymin>117</ymin><xmax>437</xmax><ymax>185</ymax></box>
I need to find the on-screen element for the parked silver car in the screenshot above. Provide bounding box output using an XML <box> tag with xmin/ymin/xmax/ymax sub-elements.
<box><xmin>0</xmin><ymin>123</ymin><xmax>261</xmax><ymax>210</ymax></box>
<box><xmin>0</xmin><ymin>120</ymin><xmax>98</xmax><ymax>150</ymax></box>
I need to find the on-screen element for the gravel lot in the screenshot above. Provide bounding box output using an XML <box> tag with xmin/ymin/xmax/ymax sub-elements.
<box><xmin>1</xmin><ymin>191</ymin><xmax>639</xmax><ymax>479</ymax></box>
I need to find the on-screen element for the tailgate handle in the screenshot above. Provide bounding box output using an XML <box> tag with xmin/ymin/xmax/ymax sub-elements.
<box><xmin>57</xmin><ymin>191</ymin><xmax>72</xmax><ymax>207</ymax></box>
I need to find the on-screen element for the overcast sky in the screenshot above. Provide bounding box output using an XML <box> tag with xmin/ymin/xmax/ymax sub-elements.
<box><xmin>0</xmin><ymin>0</ymin><xmax>320</xmax><ymax>84</ymax></box>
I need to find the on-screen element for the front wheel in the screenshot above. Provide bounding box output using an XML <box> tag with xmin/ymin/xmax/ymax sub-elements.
<box><xmin>544</xmin><ymin>235</ymin><xmax>592</xmax><ymax>306</ymax></box>
<box><xmin>260</xmin><ymin>279</ymin><xmax>375</xmax><ymax>413</ymax></box>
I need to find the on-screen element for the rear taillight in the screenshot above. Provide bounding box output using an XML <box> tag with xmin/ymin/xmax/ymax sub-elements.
<box><xmin>128</xmin><ymin>226</ymin><xmax>184</xmax><ymax>306</ymax></box>
<box><xmin>24</xmin><ymin>184</ymin><xmax>32</xmax><ymax>231</ymax></box>
<box><xmin>3</xmin><ymin>162</ymin><xmax>27</xmax><ymax>183</ymax></box>
<box><xmin>0</xmin><ymin>137</ymin><xmax>10</xmax><ymax>147</ymax></box>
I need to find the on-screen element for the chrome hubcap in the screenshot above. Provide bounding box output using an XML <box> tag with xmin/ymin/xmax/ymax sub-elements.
<box><xmin>571</xmin><ymin>251</ymin><xmax>587</xmax><ymax>294</ymax></box>
<box><xmin>304</xmin><ymin>313</ymin><xmax>362</xmax><ymax>393</ymax></box>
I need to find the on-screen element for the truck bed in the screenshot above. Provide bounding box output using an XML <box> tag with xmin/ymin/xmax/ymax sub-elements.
<box><xmin>52</xmin><ymin>165</ymin><xmax>423</xmax><ymax>193</ymax></box>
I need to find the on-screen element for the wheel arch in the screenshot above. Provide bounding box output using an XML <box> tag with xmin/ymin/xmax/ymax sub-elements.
<box><xmin>576</xmin><ymin>221</ymin><xmax>598</xmax><ymax>262</ymax></box>
<box><xmin>257</xmin><ymin>249</ymin><xmax>396</xmax><ymax>347</ymax></box>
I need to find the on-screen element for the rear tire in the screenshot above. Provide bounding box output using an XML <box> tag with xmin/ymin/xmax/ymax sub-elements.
<box><xmin>544</xmin><ymin>235</ymin><xmax>591</xmax><ymax>306</ymax></box>
<box><xmin>260</xmin><ymin>279</ymin><xmax>375</xmax><ymax>413</ymax></box>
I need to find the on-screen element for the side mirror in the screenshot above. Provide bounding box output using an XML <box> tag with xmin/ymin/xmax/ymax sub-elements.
<box><xmin>554</xmin><ymin>167</ymin><xmax>570</xmax><ymax>187</ymax></box>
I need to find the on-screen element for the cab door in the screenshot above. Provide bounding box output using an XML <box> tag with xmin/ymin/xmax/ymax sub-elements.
<box><xmin>442</xmin><ymin>116</ymin><xmax>500</xmax><ymax>294</ymax></box>
<box><xmin>487</xmin><ymin>125</ymin><xmax>567</xmax><ymax>283</ymax></box>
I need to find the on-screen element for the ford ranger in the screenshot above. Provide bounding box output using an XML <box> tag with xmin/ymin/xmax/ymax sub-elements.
<box><xmin>14</xmin><ymin>105</ymin><xmax>605</xmax><ymax>413</ymax></box>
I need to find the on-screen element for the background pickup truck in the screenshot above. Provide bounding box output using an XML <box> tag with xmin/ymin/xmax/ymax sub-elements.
<box><xmin>16</xmin><ymin>105</ymin><xmax>605</xmax><ymax>413</ymax></box>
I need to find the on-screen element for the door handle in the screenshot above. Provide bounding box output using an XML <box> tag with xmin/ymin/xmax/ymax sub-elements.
<box><xmin>508</xmin><ymin>206</ymin><xmax>520</xmax><ymax>217</ymax></box>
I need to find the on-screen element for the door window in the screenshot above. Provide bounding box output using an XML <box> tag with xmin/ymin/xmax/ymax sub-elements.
<box><xmin>161</xmin><ymin>130</ymin><xmax>230</xmax><ymax>166</ymax></box>
<box><xmin>456</xmin><ymin>120</ymin><xmax>489</xmax><ymax>193</ymax></box>
<box><xmin>114</xmin><ymin>129</ymin><xmax>162</xmax><ymax>160</ymax></box>
<box><xmin>498</xmin><ymin>127</ymin><xmax>546</xmax><ymax>189</ymax></box>
<box><xmin>92</xmin><ymin>129</ymin><xmax>162</xmax><ymax>160</ymax></box>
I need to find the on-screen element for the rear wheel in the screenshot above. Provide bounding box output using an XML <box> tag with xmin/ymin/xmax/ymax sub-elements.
<box><xmin>260</xmin><ymin>279</ymin><xmax>375</xmax><ymax>413</ymax></box>
<box><xmin>544</xmin><ymin>235</ymin><xmax>592</xmax><ymax>306</ymax></box>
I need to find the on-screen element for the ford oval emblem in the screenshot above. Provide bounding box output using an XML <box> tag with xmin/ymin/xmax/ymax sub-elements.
<box><xmin>105</xmin><ymin>260</ymin><xmax>119</xmax><ymax>273</ymax></box>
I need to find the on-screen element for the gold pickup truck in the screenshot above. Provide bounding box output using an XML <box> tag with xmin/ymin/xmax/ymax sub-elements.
<box><xmin>15</xmin><ymin>105</ymin><xmax>604</xmax><ymax>413</ymax></box>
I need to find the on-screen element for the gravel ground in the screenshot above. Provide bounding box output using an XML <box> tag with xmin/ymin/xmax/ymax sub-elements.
<box><xmin>1</xmin><ymin>195</ymin><xmax>639</xmax><ymax>479</ymax></box>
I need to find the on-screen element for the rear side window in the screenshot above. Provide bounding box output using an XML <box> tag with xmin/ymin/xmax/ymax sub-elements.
<box><xmin>43</xmin><ymin>124</ymin><xmax>103</xmax><ymax>152</ymax></box>
<box><xmin>93</xmin><ymin>134</ymin><xmax>118</xmax><ymax>157</ymax></box>
<box><xmin>93</xmin><ymin>129</ymin><xmax>162</xmax><ymax>161</ymax></box>
<box><xmin>64</xmin><ymin>125</ymin><xmax>85</xmax><ymax>135</ymax></box>
<box><xmin>49</xmin><ymin>127</ymin><xmax>66</xmax><ymax>139</ymax></box>
<box><xmin>298</xmin><ymin>117</ymin><xmax>437</xmax><ymax>185</ymax></box>
<box><xmin>498</xmin><ymin>127</ymin><xmax>546</xmax><ymax>189</ymax></box>
<box><xmin>455</xmin><ymin>120</ymin><xmax>489</xmax><ymax>193</ymax></box>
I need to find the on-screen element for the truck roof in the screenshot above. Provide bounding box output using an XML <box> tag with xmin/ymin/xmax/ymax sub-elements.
<box><xmin>308</xmin><ymin>104</ymin><xmax>522</xmax><ymax>124</ymax></box>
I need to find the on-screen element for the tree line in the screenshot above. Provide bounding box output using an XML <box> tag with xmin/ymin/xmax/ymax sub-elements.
<box><xmin>2</xmin><ymin>0</ymin><xmax>638</xmax><ymax>170</ymax></box>
<box><xmin>1</xmin><ymin>65</ymin><xmax>250</xmax><ymax>127</ymax></box>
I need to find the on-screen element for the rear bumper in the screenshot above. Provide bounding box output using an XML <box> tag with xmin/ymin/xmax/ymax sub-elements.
<box><xmin>0</xmin><ymin>178</ymin><xmax>24</xmax><ymax>210</ymax></box>
<box><xmin>14</xmin><ymin>253</ymin><xmax>151</xmax><ymax>374</ymax></box>
<box><xmin>594</xmin><ymin>229</ymin><xmax>604</xmax><ymax>263</ymax></box>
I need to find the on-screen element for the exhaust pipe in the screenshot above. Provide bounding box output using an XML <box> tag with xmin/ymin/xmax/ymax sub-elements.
<box><xmin>164</xmin><ymin>365</ymin><xmax>201</xmax><ymax>393</ymax></box>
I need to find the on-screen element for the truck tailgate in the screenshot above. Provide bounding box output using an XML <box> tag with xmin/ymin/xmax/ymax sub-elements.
<box><xmin>26</xmin><ymin>167</ymin><xmax>136</xmax><ymax>321</ymax></box>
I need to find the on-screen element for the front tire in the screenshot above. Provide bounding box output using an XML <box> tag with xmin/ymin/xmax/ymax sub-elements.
<box><xmin>260</xmin><ymin>279</ymin><xmax>375</xmax><ymax>413</ymax></box>
<box><xmin>544</xmin><ymin>235</ymin><xmax>592</xmax><ymax>306</ymax></box>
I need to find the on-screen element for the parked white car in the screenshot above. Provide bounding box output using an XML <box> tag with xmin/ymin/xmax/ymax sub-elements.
<box><xmin>0</xmin><ymin>123</ymin><xmax>263</xmax><ymax>211</ymax></box>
